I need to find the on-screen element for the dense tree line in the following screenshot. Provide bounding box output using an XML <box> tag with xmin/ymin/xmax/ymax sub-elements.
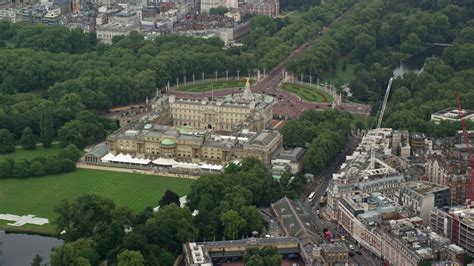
<box><xmin>0</xmin><ymin>21</ymin><xmax>96</xmax><ymax>53</ymax></box>
<box><xmin>186</xmin><ymin>157</ymin><xmax>281</xmax><ymax>240</ymax></box>
<box><xmin>0</xmin><ymin>93</ymin><xmax>113</xmax><ymax>148</ymax></box>
<box><xmin>0</xmin><ymin>0</ymin><xmax>356</xmax><ymax>148</ymax></box>
<box><xmin>281</xmin><ymin>110</ymin><xmax>352</xmax><ymax>175</ymax></box>
<box><xmin>288</xmin><ymin>0</ymin><xmax>474</xmax><ymax>137</ymax></box>
<box><xmin>50</xmin><ymin>157</ymin><xmax>284</xmax><ymax>265</ymax></box>
<box><xmin>279</xmin><ymin>0</ymin><xmax>320</xmax><ymax>11</ymax></box>
<box><xmin>0</xmin><ymin>144</ymin><xmax>81</xmax><ymax>178</ymax></box>
<box><xmin>243</xmin><ymin>0</ymin><xmax>357</xmax><ymax>70</ymax></box>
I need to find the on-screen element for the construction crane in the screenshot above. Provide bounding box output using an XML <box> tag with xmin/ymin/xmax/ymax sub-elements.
<box><xmin>370</xmin><ymin>77</ymin><xmax>394</xmax><ymax>169</ymax></box>
<box><xmin>454</xmin><ymin>93</ymin><xmax>474</xmax><ymax>205</ymax></box>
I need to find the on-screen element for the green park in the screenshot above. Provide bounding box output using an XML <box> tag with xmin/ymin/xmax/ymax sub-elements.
<box><xmin>176</xmin><ymin>79</ymin><xmax>252</xmax><ymax>92</ymax></box>
<box><xmin>0</xmin><ymin>168</ymin><xmax>194</xmax><ymax>234</ymax></box>
<box><xmin>0</xmin><ymin>143</ymin><xmax>62</xmax><ymax>161</ymax></box>
<box><xmin>281</xmin><ymin>83</ymin><xmax>333</xmax><ymax>103</ymax></box>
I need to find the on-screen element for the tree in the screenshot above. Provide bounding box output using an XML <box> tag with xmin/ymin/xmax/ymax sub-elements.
<box><xmin>12</xmin><ymin>160</ymin><xmax>31</xmax><ymax>177</ymax></box>
<box><xmin>117</xmin><ymin>250</ymin><xmax>145</xmax><ymax>266</ymax></box>
<box><xmin>60</xmin><ymin>158</ymin><xmax>76</xmax><ymax>172</ymax></box>
<box><xmin>58</xmin><ymin>119</ymin><xmax>104</xmax><ymax>149</ymax></box>
<box><xmin>50</xmin><ymin>238</ymin><xmax>98</xmax><ymax>266</ymax></box>
<box><xmin>43</xmin><ymin>156</ymin><xmax>62</xmax><ymax>174</ymax></box>
<box><xmin>20</xmin><ymin>127</ymin><xmax>36</xmax><ymax>150</ymax></box>
<box><xmin>0</xmin><ymin>129</ymin><xmax>15</xmax><ymax>154</ymax></box>
<box><xmin>401</xmin><ymin>33</ymin><xmax>424</xmax><ymax>55</ymax></box>
<box><xmin>209</xmin><ymin>6</ymin><xmax>229</xmax><ymax>16</ymax></box>
<box><xmin>244</xmin><ymin>246</ymin><xmax>282</xmax><ymax>266</ymax></box>
<box><xmin>30</xmin><ymin>161</ymin><xmax>45</xmax><ymax>176</ymax></box>
<box><xmin>140</xmin><ymin>204</ymin><xmax>197</xmax><ymax>255</ymax></box>
<box><xmin>159</xmin><ymin>189</ymin><xmax>180</xmax><ymax>207</ymax></box>
<box><xmin>354</xmin><ymin>33</ymin><xmax>376</xmax><ymax>61</ymax></box>
<box><xmin>0</xmin><ymin>159</ymin><xmax>14</xmax><ymax>178</ymax></box>
<box><xmin>40</xmin><ymin>110</ymin><xmax>54</xmax><ymax>148</ymax></box>
<box><xmin>239</xmin><ymin>205</ymin><xmax>263</xmax><ymax>235</ymax></box>
<box><xmin>220</xmin><ymin>210</ymin><xmax>245</xmax><ymax>239</ymax></box>
<box><xmin>59</xmin><ymin>144</ymin><xmax>82</xmax><ymax>161</ymax></box>
<box><xmin>259</xmin><ymin>246</ymin><xmax>282</xmax><ymax>265</ymax></box>
<box><xmin>31</xmin><ymin>254</ymin><xmax>43</xmax><ymax>266</ymax></box>
<box><xmin>54</xmin><ymin>194</ymin><xmax>117</xmax><ymax>241</ymax></box>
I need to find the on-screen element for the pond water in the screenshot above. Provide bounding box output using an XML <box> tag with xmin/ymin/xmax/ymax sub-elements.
<box><xmin>393</xmin><ymin>46</ymin><xmax>444</xmax><ymax>78</ymax></box>
<box><xmin>0</xmin><ymin>231</ymin><xmax>63</xmax><ymax>266</ymax></box>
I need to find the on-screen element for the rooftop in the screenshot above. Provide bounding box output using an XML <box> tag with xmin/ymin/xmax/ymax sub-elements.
<box><xmin>248</xmin><ymin>130</ymin><xmax>279</xmax><ymax>146</ymax></box>
<box><xmin>321</xmin><ymin>243</ymin><xmax>348</xmax><ymax>253</ymax></box>
<box><xmin>446</xmin><ymin>205</ymin><xmax>474</xmax><ymax>225</ymax></box>
<box><xmin>86</xmin><ymin>142</ymin><xmax>108</xmax><ymax>158</ymax></box>
<box><xmin>272</xmin><ymin>197</ymin><xmax>319</xmax><ymax>243</ymax></box>
<box><xmin>275</xmin><ymin>147</ymin><xmax>305</xmax><ymax>162</ymax></box>
<box><xmin>432</xmin><ymin>107</ymin><xmax>474</xmax><ymax>120</ymax></box>
<box><xmin>97</xmin><ymin>22</ymin><xmax>140</xmax><ymax>32</ymax></box>
<box><xmin>170</xmin><ymin>88</ymin><xmax>273</xmax><ymax>110</ymax></box>
<box><xmin>402</xmin><ymin>181</ymin><xmax>450</xmax><ymax>196</ymax></box>
<box><xmin>341</xmin><ymin>192</ymin><xmax>400</xmax><ymax>224</ymax></box>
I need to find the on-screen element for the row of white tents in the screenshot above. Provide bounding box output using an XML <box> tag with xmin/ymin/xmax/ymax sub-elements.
<box><xmin>101</xmin><ymin>153</ymin><xmax>151</xmax><ymax>165</ymax></box>
<box><xmin>101</xmin><ymin>153</ymin><xmax>223</xmax><ymax>171</ymax></box>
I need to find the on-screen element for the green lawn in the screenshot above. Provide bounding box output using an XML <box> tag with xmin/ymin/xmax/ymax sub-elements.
<box><xmin>0</xmin><ymin>169</ymin><xmax>194</xmax><ymax>234</ymax></box>
<box><xmin>282</xmin><ymin>83</ymin><xmax>334</xmax><ymax>103</ymax></box>
<box><xmin>0</xmin><ymin>143</ymin><xmax>62</xmax><ymax>161</ymax></box>
<box><xmin>325</xmin><ymin>58</ymin><xmax>357</xmax><ymax>87</ymax></box>
<box><xmin>176</xmin><ymin>79</ymin><xmax>252</xmax><ymax>92</ymax></box>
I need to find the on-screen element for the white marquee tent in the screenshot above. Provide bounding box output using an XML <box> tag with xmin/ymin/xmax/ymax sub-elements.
<box><xmin>101</xmin><ymin>153</ymin><xmax>151</xmax><ymax>165</ymax></box>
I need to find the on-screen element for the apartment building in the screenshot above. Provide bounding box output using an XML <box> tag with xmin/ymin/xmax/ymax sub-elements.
<box><xmin>431</xmin><ymin>206</ymin><xmax>474</xmax><ymax>258</ymax></box>
<box><xmin>338</xmin><ymin>193</ymin><xmax>465</xmax><ymax>265</ymax></box>
<box><xmin>397</xmin><ymin>181</ymin><xmax>451</xmax><ymax>224</ymax></box>
<box><xmin>424</xmin><ymin>155</ymin><xmax>469</xmax><ymax>204</ymax></box>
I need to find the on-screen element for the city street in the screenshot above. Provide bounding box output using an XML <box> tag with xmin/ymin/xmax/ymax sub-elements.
<box><xmin>296</xmin><ymin>135</ymin><xmax>380</xmax><ymax>265</ymax></box>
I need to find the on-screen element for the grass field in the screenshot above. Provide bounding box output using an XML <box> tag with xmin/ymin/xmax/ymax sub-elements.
<box><xmin>176</xmin><ymin>79</ymin><xmax>252</xmax><ymax>92</ymax></box>
<box><xmin>325</xmin><ymin>58</ymin><xmax>357</xmax><ymax>87</ymax></box>
<box><xmin>0</xmin><ymin>143</ymin><xmax>62</xmax><ymax>161</ymax></box>
<box><xmin>281</xmin><ymin>83</ymin><xmax>333</xmax><ymax>103</ymax></box>
<box><xmin>0</xmin><ymin>169</ymin><xmax>194</xmax><ymax>233</ymax></box>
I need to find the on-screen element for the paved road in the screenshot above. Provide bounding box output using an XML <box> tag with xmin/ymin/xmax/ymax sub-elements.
<box><xmin>169</xmin><ymin>85</ymin><xmax>370</xmax><ymax>119</ymax></box>
<box><xmin>167</xmin><ymin>0</ymin><xmax>371</xmax><ymax>119</ymax></box>
<box><xmin>300</xmin><ymin>136</ymin><xmax>360</xmax><ymax>246</ymax></box>
<box><xmin>249</xmin><ymin>0</ymin><xmax>370</xmax><ymax>118</ymax></box>
<box><xmin>351</xmin><ymin>250</ymin><xmax>378</xmax><ymax>266</ymax></box>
